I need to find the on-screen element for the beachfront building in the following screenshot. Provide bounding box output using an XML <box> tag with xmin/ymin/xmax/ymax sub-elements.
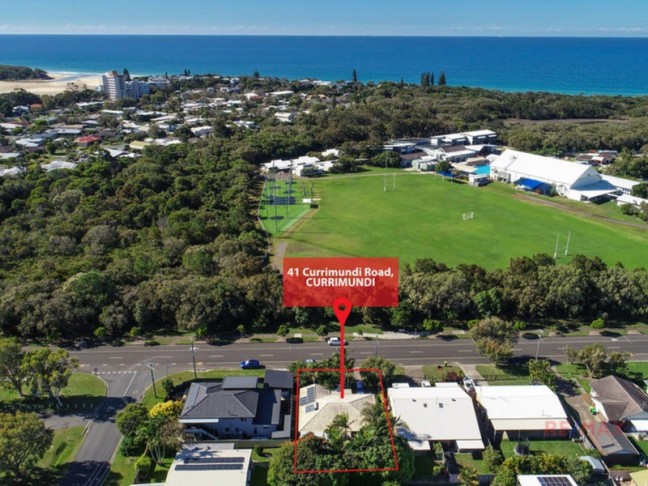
<box><xmin>102</xmin><ymin>71</ymin><xmax>126</xmax><ymax>100</ymax></box>
<box><xmin>102</xmin><ymin>71</ymin><xmax>151</xmax><ymax>100</ymax></box>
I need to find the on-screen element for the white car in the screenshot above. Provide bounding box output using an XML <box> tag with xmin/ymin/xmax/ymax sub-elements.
<box><xmin>421</xmin><ymin>380</ymin><xmax>432</xmax><ymax>387</ymax></box>
<box><xmin>328</xmin><ymin>337</ymin><xmax>349</xmax><ymax>346</ymax></box>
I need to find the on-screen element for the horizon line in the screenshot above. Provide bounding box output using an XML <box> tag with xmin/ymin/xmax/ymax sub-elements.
<box><xmin>1</xmin><ymin>33</ymin><xmax>648</xmax><ymax>39</ymax></box>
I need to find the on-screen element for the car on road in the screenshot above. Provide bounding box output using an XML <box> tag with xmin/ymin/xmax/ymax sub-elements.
<box><xmin>304</xmin><ymin>359</ymin><xmax>316</xmax><ymax>364</ymax></box>
<box><xmin>327</xmin><ymin>337</ymin><xmax>349</xmax><ymax>346</ymax></box>
<box><xmin>240</xmin><ymin>359</ymin><xmax>261</xmax><ymax>369</ymax></box>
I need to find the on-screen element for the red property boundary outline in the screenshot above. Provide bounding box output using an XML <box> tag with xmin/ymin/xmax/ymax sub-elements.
<box><xmin>293</xmin><ymin>367</ymin><xmax>400</xmax><ymax>474</ymax></box>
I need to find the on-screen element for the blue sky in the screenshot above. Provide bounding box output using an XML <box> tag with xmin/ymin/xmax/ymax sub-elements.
<box><xmin>2</xmin><ymin>0</ymin><xmax>648</xmax><ymax>36</ymax></box>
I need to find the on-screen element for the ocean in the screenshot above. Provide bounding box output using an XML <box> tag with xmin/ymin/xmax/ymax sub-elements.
<box><xmin>1</xmin><ymin>35</ymin><xmax>648</xmax><ymax>96</ymax></box>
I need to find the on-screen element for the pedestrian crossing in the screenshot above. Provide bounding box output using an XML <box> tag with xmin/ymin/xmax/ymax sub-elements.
<box><xmin>93</xmin><ymin>370</ymin><xmax>137</xmax><ymax>375</ymax></box>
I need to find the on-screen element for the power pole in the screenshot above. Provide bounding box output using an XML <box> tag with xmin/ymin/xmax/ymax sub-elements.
<box><xmin>190</xmin><ymin>338</ymin><xmax>198</xmax><ymax>380</ymax></box>
<box><xmin>147</xmin><ymin>363</ymin><xmax>158</xmax><ymax>398</ymax></box>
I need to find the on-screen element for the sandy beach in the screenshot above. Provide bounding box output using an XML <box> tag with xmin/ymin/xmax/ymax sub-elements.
<box><xmin>0</xmin><ymin>71</ymin><xmax>102</xmax><ymax>95</ymax></box>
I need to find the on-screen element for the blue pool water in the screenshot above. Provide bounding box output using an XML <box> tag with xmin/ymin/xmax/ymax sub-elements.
<box><xmin>474</xmin><ymin>164</ymin><xmax>491</xmax><ymax>175</ymax></box>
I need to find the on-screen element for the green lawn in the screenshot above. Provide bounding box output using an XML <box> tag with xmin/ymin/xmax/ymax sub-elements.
<box><xmin>455</xmin><ymin>453</ymin><xmax>489</xmax><ymax>474</ymax></box>
<box><xmin>38</xmin><ymin>426</ymin><xmax>85</xmax><ymax>468</ymax></box>
<box><xmin>475</xmin><ymin>364</ymin><xmax>531</xmax><ymax>385</ymax></box>
<box><xmin>283</xmin><ymin>173</ymin><xmax>648</xmax><ymax>269</ymax></box>
<box><xmin>106</xmin><ymin>447</ymin><xmax>136</xmax><ymax>486</ymax></box>
<box><xmin>500</xmin><ymin>439</ymin><xmax>585</xmax><ymax>458</ymax></box>
<box><xmin>631</xmin><ymin>438</ymin><xmax>648</xmax><ymax>457</ymax></box>
<box><xmin>423</xmin><ymin>365</ymin><xmax>464</xmax><ymax>382</ymax></box>
<box><xmin>555</xmin><ymin>361</ymin><xmax>648</xmax><ymax>393</ymax></box>
<box><xmin>259</xmin><ymin>177</ymin><xmax>313</xmax><ymax>236</ymax></box>
<box><xmin>141</xmin><ymin>369</ymin><xmax>266</xmax><ymax>409</ymax></box>
<box><xmin>107</xmin><ymin>448</ymin><xmax>174</xmax><ymax>486</ymax></box>
<box><xmin>0</xmin><ymin>372</ymin><xmax>106</xmax><ymax>412</ymax></box>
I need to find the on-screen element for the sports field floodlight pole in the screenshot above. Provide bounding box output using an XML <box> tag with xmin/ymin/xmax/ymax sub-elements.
<box><xmin>273</xmin><ymin>175</ymin><xmax>278</xmax><ymax>233</ymax></box>
<box><xmin>147</xmin><ymin>362</ymin><xmax>158</xmax><ymax>398</ymax></box>
<box><xmin>190</xmin><ymin>337</ymin><xmax>198</xmax><ymax>380</ymax></box>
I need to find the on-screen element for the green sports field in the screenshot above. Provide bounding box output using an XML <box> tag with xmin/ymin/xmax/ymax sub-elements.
<box><xmin>281</xmin><ymin>172</ymin><xmax>648</xmax><ymax>269</ymax></box>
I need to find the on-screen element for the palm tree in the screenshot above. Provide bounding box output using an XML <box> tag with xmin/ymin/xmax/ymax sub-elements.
<box><xmin>331</xmin><ymin>412</ymin><xmax>353</xmax><ymax>437</ymax></box>
<box><xmin>324</xmin><ymin>424</ymin><xmax>346</xmax><ymax>452</ymax></box>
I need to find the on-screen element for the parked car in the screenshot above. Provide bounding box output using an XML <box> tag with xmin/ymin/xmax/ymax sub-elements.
<box><xmin>328</xmin><ymin>337</ymin><xmax>349</xmax><ymax>346</ymax></box>
<box><xmin>463</xmin><ymin>376</ymin><xmax>475</xmax><ymax>389</ymax></box>
<box><xmin>421</xmin><ymin>380</ymin><xmax>432</xmax><ymax>387</ymax></box>
<box><xmin>240</xmin><ymin>359</ymin><xmax>261</xmax><ymax>369</ymax></box>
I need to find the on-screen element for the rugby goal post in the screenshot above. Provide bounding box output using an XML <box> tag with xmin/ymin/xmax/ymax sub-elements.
<box><xmin>462</xmin><ymin>212</ymin><xmax>475</xmax><ymax>220</ymax></box>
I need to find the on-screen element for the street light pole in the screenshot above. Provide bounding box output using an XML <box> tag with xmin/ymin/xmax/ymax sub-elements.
<box><xmin>147</xmin><ymin>363</ymin><xmax>158</xmax><ymax>398</ymax></box>
<box><xmin>191</xmin><ymin>338</ymin><xmax>197</xmax><ymax>380</ymax></box>
<box><xmin>535</xmin><ymin>330</ymin><xmax>544</xmax><ymax>359</ymax></box>
<box><xmin>374</xmin><ymin>336</ymin><xmax>379</xmax><ymax>357</ymax></box>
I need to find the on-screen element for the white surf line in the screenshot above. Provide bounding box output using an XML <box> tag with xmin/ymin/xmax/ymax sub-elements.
<box><xmin>122</xmin><ymin>371</ymin><xmax>138</xmax><ymax>397</ymax></box>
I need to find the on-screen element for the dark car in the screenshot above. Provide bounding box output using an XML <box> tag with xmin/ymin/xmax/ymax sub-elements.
<box><xmin>240</xmin><ymin>359</ymin><xmax>261</xmax><ymax>369</ymax></box>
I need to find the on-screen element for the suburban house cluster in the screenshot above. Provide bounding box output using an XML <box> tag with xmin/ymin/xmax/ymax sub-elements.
<box><xmin>130</xmin><ymin>363</ymin><xmax>648</xmax><ymax>486</ymax></box>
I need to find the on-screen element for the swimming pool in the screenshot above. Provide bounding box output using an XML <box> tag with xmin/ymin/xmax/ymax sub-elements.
<box><xmin>474</xmin><ymin>164</ymin><xmax>491</xmax><ymax>175</ymax></box>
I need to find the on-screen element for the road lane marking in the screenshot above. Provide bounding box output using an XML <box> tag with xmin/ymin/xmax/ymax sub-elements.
<box><xmin>209</xmin><ymin>355</ymin><xmax>224</xmax><ymax>358</ymax></box>
<box><xmin>459</xmin><ymin>350</ymin><xmax>472</xmax><ymax>353</ymax></box>
<box><xmin>360</xmin><ymin>352</ymin><xmax>372</xmax><ymax>355</ymax></box>
<box><xmin>123</xmin><ymin>372</ymin><xmax>138</xmax><ymax>397</ymax></box>
<box><xmin>409</xmin><ymin>351</ymin><xmax>423</xmax><ymax>354</ymax></box>
<box><xmin>261</xmin><ymin>354</ymin><xmax>274</xmax><ymax>357</ymax></box>
<box><xmin>109</xmin><ymin>357</ymin><xmax>123</xmax><ymax>359</ymax></box>
<box><xmin>310</xmin><ymin>353</ymin><xmax>323</xmax><ymax>356</ymax></box>
<box><xmin>608</xmin><ymin>346</ymin><xmax>621</xmax><ymax>349</ymax></box>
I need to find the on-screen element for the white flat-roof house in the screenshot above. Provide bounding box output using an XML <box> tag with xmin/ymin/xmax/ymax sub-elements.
<box><xmin>164</xmin><ymin>443</ymin><xmax>251</xmax><ymax>486</ymax></box>
<box><xmin>475</xmin><ymin>385</ymin><xmax>571</xmax><ymax>441</ymax></box>
<box><xmin>389</xmin><ymin>383</ymin><xmax>484</xmax><ymax>451</ymax></box>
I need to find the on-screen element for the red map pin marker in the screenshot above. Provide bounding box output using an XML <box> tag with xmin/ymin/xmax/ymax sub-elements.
<box><xmin>333</xmin><ymin>297</ymin><xmax>352</xmax><ymax>326</ymax></box>
<box><xmin>333</xmin><ymin>297</ymin><xmax>352</xmax><ymax>399</ymax></box>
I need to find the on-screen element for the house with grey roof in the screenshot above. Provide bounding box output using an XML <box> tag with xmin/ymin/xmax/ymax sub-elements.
<box><xmin>180</xmin><ymin>370</ymin><xmax>293</xmax><ymax>440</ymax></box>
<box><xmin>587</xmin><ymin>422</ymin><xmax>640</xmax><ymax>466</ymax></box>
<box><xmin>591</xmin><ymin>375</ymin><xmax>648</xmax><ymax>433</ymax></box>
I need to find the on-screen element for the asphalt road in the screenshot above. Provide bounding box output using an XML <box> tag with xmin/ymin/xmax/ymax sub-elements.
<box><xmin>71</xmin><ymin>333</ymin><xmax>648</xmax><ymax>373</ymax></box>
<box><xmin>60</xmin><ymin>362</ymin><xmax>152</xmax><ymax>486</ymax></box>
<box><xmin>61</xmin><ymin>332</ymin><xmax>648</xmax><ymax>485</ymax></box>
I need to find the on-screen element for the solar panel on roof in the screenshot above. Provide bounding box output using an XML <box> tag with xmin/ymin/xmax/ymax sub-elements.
<box><xmin>305</xmin><ymin>403</ymin><xmax>316</xmax><ymax>413</ymax></box>
<box><xmin>538</xmin><ymin>477</ymin><xmax>573</xmax><ymax>486</ymax></box>
<box><xmin>176</xmin><ymin>464</ymin><xmax>244</xmax><ymax>471</ymax></box>
<box><xmin>185</xmin><ymin>457</ymin><xmax>245</xmax><ymax>464</ymax></box>
<box><xmin>299</xmin><ymin>396</ymin><xmax>311</xmax><ymax>406</ymax></box>
<box><xmin>307</xmin><ymin>387</ymin><xmax>315</xmax><ymax>399</ymax></box>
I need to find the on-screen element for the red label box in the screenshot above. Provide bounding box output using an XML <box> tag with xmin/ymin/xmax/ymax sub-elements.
<box><xmin>283</xmin><ymin>257</ymin><xmax>399</xmax><ymax>307</ymax></box>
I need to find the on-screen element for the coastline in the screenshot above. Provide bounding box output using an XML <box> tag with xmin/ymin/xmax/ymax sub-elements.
<box><xmin>0</xmin><ymin>70</ymin><xmax>102</xmax><ymax>95</ymax></box>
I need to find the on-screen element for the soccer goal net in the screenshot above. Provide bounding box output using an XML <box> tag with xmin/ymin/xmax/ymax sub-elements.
<box><xmin>462</xmin><ymin>212</ymin><xmax>475</xmax><ymax>220</ymax></box>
